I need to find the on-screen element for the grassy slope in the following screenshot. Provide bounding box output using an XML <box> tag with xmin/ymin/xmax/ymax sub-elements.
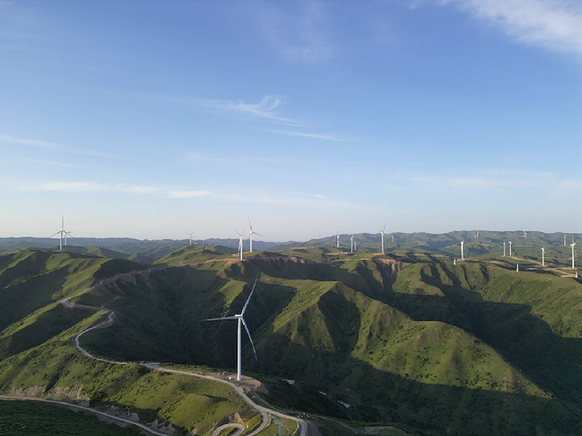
<box><xmin>0</xmin><ymin>250</ymin><xmax>263</xmax><ymax>436</ymax></box>
<box><xmin>1</xmin><ymin>248</ymin><xmax>581</xmax><ymax>435</ymax></box>
<box><xmin>0</xmin><ymin>399</ymin><xmax>141</xmax><ymax>436</ymax></box>
<box><xmin>72</xmin><ymin>251</ymin><xmax>582</xmax><ymax>435</ymax></box>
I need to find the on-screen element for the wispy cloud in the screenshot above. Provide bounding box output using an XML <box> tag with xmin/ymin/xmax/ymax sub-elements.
<box><xmin>0</xmin><ymin>134</ymin><xmax>116</xmax><ymax>158</ymax></box>
<box><xmin>175</xmin><ymin>96</ymin><xmax>301</xmax><ymax>126</ymax></box>
<box><xmin>436</xmin><ymin>0</ymin><xmax>582</xmax><ymax>56</ymax></box>
<box><xmin>186</xmin><ymin>153</ymin><xmax>234</xmax><ymax>164</ymax></box>
<box><xmin>410</xmin><ymin>170</ymin><xmax>582</xmax><ymax>194</ymax></box>
<box><xmin>257</xmin><ymin>0</ymin><xmax>333</xmax><ymax>63</ymax></box>
<box><xmin>411</xmin><ymin>175</ymin><xmax>542</xmax><ymax>189</ymax></box>
<box><xmin>25</xmin><ymin>158</ymin><xmax>84</xmax><ymax>168</ymax></box>
<box><xmin>22</xmin><ymin>181</ymin><xmax>214</xmax><ymax>199</ymax></box>
<box><xmin>169</xmin><ymin>190</ymin><xmax>212</xmax><ymax>198</ymax></box>
<box><xmin>265</xmin><ymin>129</ymin><xmax>345</xmax><ymax>142</ymax></box>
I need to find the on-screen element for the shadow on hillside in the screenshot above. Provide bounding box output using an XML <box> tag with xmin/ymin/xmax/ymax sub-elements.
<box><xmin>0</xmin><ymin>304</ymin><xmax>92</xmax><ymax>360</ymax></box>
<box><xmin>252</xmin><ymin>331</ymin><xmax>582</xmax><ymax>436</ymax></box>
<box><xmin>0</xmin><ymin>265</ymin><xmax>69</xmax><ymax>331</ymax></box>
<box><xmin>335</xmin><ymin>259</ymin><xmax>582</xmax><ymax>407</ymax></box>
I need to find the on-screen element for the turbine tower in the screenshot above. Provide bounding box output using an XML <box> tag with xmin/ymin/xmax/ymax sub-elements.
<box><xmin>234</xmin><ymin>228</ymin><xmax>245</xmax><ymax>261</ymax></box>
<box><xmin>503</xmin><ymin>242</ymin><xmax>506</xmax><ymax>257</ymax></box>
<box><xmin>541</xmin><ymin>247</ymin><xmax>545</xmax><ymax>267</ymax></box>
<box><xmin>248</xmin><ymin>219</ymin><xmax>262</xmax><ymax>253</ymax></box>
<box><xmin>50</xmin><ymin>215</ymin><xmax>72</xmax><ymax>252</ymax></box>
<box><xmin>509</xmin><ymin>241</ymin><xmax>512</xmax><ymax>257</ymax></box>
<box><xmin>185</xmin><ymin>231</ymin><xmax>196</xmax><ymax>246</ymax></box>
<box><xmin>335</xmin><ymin>231</ymin><xmax>340</xmax><ymax>249</ymax></box>
<box><xmin>203</xmin><ymin>276</ymin><xmax>259</xmax><ymax>381</ymax></box>
<box><xmin>350</xmin><ymin>235</ymin><xmax>354</xmax><ymax>254</ymax></box>
<box><xmin>572</xmin><ymin>242</ymin><xmax>577</xmax><ymax>269</ymax></box>
<box><xmin>460</xmin><ymin>240</ymin><xmax>464</xmax><ymax>261</ymax></box>
<box><xmin>380</xmin><ymin>222</ymin><xmax>386</xmax><ymax>255</ymax></box>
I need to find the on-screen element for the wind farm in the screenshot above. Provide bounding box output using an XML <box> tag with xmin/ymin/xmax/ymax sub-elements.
<box><xmin>0</xmin><ymin>225</ymin><xmax>581</xmax><ymax>436</ymax></box>
<box><xmin>1</xmin><ymin>0</ymin><xmax>581</xmax><ymax>435</ymax></box>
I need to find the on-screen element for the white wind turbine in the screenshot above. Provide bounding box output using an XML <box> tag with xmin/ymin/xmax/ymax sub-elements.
<box><xmin>335</xmin><ymin>230</ymin><xmax>340</xmax><ymax>249</ymax></box>
<box><xmin>203</xmin><ymin>276</ymin><xmax>259</xmax><ymax>381</ymax></box>
<box><xmin>380</xmin><ymin>222</ymin><xmax>386</xmax><ymax>255</ymax></box>
<box><xmin>350</xmin><ymin>234</ymin><xmax>354</xmax><ymax>253</ymax></box>
<box><xmin>571</xmin><ymin>241</ymin><xmax>577</xmax><ymax>269</ymax></box>
<box><xmin>248</xmin><ymin>219</ymin><xmax>262</xmax><ymax>253</ymax></box>
<box><xmin>541</xmin><ymin>247</ymin><xmax>545</xmax><ymax>267</ymax></box>
<box><xmin>509</xmin><ymin>241</ymin><xmax>513</xmax><ymax>256</ymax></box>
<box><xmin>50</xmin><ymin>215</ymin><xmax>72</xmax><ymax>252</ymax></box>
<box><xmin>460</xmin><ymin>240</ymin><xmax>464</xmax><ymax>261</ymax></box>
<box><xmin>235</xmin><ymin>228</ymin><xmax>246</xmax><ymax>261</ymax></box>
<box><xmin>185</xmin><ymin>231</ymin><xmax>196</xmax><ymax>246</ymax></box>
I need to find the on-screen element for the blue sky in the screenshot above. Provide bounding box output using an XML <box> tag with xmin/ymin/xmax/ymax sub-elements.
<box><xmin>1</xmin><ymin>0</ymin><xmax>581</xmax><ymax>241</ymax></box>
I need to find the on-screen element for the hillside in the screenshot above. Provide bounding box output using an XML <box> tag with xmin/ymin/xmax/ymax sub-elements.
<box><xmin>0</xmin><ymin>247</ymin><xmax>580</xmax><ymax>435</ymax></box>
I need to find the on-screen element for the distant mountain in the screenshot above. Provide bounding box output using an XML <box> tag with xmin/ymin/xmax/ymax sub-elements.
<box><xmin>0</xmin><ymin>237</ymin><xmax>282</xmax><ymax>258</ymax></box>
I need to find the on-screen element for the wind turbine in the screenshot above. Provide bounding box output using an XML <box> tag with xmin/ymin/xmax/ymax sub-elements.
<box><xmin>380</xmin><ymin>222</ymin><xmax>386</xmax><ymax>255</ymax></box>
<box><xmin>572</xmin><ymin>241</ymin><xmax>577</xmax><ymax>269</ymax></box>
<box><xmin>248</xmin><ymin>219</ymin><xmax>262</xmax><ymax>253</ymax></box>
<box><xmin>541</xmin><ymin>247</ymin><xmax>545</xmax><ymax>267</ymax></box>
<box><xmin>460</xmin><ymin>240</ymin><xmax>464</xmax><ymax>261</ymax></box>
<box><xmin>335</xmin><ymin>230</ymin><xmax>340</xmax><ymax>249</ymax></box>
<box><xmin>50</xmin><ymin>215</ymin><xmax>72</xmax><ymax>252</ymax></box>
<box><xmin>503</xmin><ymin>242</ymin><xmax>506</xmax><ymax>257</ymax></box>
<box><xmin>203</xmin><ymin>276</ymin><xmax>259</xmax><ymax>381</ymax></box>
<box><xmin>350</xmin><ymin>235</ymin><xmax>354</xmax><ymax>253</ymax></box>
<box><xmin>185</xmin><ymin>231</ymin><xmax>196</xmax><ymax>246</ymax></box>
<box><xmin>509</xmin><ymin>241</ymin><xmax>513</xmax><ymax>257</ymax></box>
<box><xmin>234</xmin><ymin>228</ymin><xmax>245</xmax><ymax>261</ymax></box>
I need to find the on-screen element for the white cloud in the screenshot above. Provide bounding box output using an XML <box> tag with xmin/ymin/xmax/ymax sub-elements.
<box><xmin>176</xmin><ymin>96</ymin><xmax>301</xmax><ymax>126</ymax></box>
<box><xmin>256</xmin><ymin>0</ymin><xmax>333</xmax><ymax>63</ymax></box>
<box><xmin>25</xmin><ymin>158</ymin><xmax>84</xmax><ymax>168</ymax></box>
<box><xmin>265</xmin><ymin>129</ymin><xmax>345</xmax><ymax>142</ymax></box>
<box><xmin>22</xmin><ymin>182</ymin><xmax>216</xmax><ymax>199</ymax></box>
<box><xmin>437</xmin><ymin>0</ymin><xmax>582</xmax><ymax>55</ymax></box>
<box><xmin>0</xmin><ymin>133</ymin><xmax>116</xmax><ymax>158</ymax></box>
<box><xmin>409</xmin><ymin>170</ymin><xmax>581</xmax><ymax>192</ymax></box>
<box><xmin>168</xmin><ymin>190</ymin><xmax>212</xmax><ymax>198</ymax></box>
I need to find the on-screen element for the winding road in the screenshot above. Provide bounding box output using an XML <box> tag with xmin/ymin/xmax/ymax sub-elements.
<box><xmin>51</xmin><ymin>272</ymin><xmax>308</xmax><ymax>436</ymax></box>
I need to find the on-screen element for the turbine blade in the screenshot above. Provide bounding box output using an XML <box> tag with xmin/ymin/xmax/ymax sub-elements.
<box><xmin>203</xmin><ymin>316</ymin><xmax>238</xmax><ymax>322</ymax></box>
<box><xmin>50</xmin><ymin>231</ymin><xmax>60</xmax><ymax>238</ymax></box>
<box><xmin>241</xmin><ymin>317</ymin><xmax>257</xmax><ymax>360</ymax></box>
<box><xmin>241</xmin><ymin>277</ymin><xmax>258</xmax><ymax>315</ymax></box>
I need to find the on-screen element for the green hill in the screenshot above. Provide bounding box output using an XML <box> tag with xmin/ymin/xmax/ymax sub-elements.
<box><xmin>0</xmin><ymin>247</ymin><xmax>581</xmax><ymax>435</ymax></box>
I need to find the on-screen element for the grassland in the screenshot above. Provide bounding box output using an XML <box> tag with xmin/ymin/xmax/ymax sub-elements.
<box><xmin>0</xmin><ymin>399</ymin><xmax>142</xmax><ymax>435</ymax></box>
<box><xmin>0</xmin><ymin>245</ymin><xmax>581</xmax><ymax>435</ymax></box>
